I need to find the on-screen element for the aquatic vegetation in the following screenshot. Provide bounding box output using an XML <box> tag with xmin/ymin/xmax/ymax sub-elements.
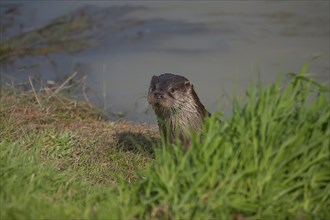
<box><xmin>0</xmin><ymin>12</ymin><xmax>92</xmax><ymax>64</ymax></box>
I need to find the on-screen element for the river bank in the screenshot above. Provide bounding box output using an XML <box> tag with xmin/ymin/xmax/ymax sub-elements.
<box><xmin>1</xmin><ymin>70</ymin><xmax>329</xmax><ymax>219</ymax></box>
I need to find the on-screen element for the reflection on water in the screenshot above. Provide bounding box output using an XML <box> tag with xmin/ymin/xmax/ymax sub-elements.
<box><xmin>1</xmin><ymin>1</ymin><xmax>329</xmax><ymax>123</ymax></box>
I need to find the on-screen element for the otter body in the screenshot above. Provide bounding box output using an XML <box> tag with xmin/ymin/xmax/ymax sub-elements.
<box><xmin>147</xmin><ymin>73</ymin><xmax>209</xmax><ymax>148</ymax></box>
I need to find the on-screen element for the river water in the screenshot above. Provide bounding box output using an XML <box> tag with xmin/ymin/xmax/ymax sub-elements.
<box><xmin>1</xmin><ymin>1</ymin><xmax>329</xmax><ymax>123</ymax></box>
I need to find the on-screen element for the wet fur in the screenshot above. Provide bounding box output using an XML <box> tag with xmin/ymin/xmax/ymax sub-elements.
<box><xmin>147</xmin><ymin>73</ymin><xmax>209</xmax><ymax>148</ymax></box>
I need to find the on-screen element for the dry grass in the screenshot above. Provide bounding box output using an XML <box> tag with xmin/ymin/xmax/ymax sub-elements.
<box><xmin>0</xmin><ymin>88</ymin><xmax>159</xmax><ymax>184</ymax></box>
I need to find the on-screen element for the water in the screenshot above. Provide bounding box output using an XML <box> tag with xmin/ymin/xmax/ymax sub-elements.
<box><xmin>1</xmin><ymin>1</ymin><xmax>329</xmax><ymax>124</ymax></box>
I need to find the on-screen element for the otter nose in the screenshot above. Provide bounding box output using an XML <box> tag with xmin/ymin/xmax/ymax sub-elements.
<box><xmin>154</xmin><ymin>92</ymin><xmax>164</xmax><ymax>100</ymax></box>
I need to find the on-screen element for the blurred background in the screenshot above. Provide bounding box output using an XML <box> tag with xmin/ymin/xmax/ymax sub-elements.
<box><xmin>1</xmin><ymin>0</ymin><xmax>329</xmax><ymax>124</ymax></box>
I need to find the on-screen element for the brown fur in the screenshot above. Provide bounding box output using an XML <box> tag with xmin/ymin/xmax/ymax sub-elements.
<box><xmin>147</xmin><ymin>73</ymin><xmax>210</xmax><ymax>149</ymax></box>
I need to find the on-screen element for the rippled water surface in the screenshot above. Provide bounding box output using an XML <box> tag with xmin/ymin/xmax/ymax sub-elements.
<box><xmin>1</xmin><ymin>1</ymin><xmax>329</xmax><ymax>123</ymax></box>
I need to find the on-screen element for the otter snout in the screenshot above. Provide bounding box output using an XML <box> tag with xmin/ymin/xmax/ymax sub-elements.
<box><xmin>147</xmin><ymin>90</ymin><xmax>174</xmax><ymax>108</ymax></box>
<box><xmin>154</xmin><ymin>92</ymin><xmax>164</xmax><ymax>100</ymax></box>
<box><xmin>148</xmin><ymin>91</ymin><xmax>165</xmax><ymax>105</ymax></box>
<box><xmin>147</xmin><ymin>91</ymin><xmax>160</xmax><ymax>105</ymax></box>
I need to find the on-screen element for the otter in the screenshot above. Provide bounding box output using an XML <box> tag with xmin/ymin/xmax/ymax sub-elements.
<box><xmin>147</xmin><ymin>73</ymin><xmax>210</xmax><ymax>149</ymax></box>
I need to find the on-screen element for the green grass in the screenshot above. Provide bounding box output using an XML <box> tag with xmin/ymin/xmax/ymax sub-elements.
<box><xmin>1</xmin><ymin>67</ymin><xmax>329</xmax><ymax>219</ymax></box>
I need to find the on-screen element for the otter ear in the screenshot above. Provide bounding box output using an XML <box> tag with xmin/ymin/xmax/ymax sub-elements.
<box><xmin>184</xmin><ymin>81</ymin><xmax>191</xmax><ymax>89</ymax></box>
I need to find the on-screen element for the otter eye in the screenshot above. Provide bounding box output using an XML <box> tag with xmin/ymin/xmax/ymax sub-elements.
<box><xmin>169</xmin><ymin>88</ymin><xmax>175</xmax><ymax>93</ymax></box>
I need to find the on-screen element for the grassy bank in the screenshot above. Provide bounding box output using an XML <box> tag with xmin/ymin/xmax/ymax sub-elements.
<box><xmin>1</xmin><ymin>69</ymin><xmax>329</xmax><ymax>219</ymax></box>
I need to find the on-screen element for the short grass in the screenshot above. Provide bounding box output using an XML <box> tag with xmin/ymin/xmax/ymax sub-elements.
<box><xmin>1</xmin><ymin>66</ymin><xmax>329</xmax><ymax>219</ymax></box>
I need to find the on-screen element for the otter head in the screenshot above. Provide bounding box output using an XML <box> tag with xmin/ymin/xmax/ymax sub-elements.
<box><xmin>147</xmin><ymin>73</ymin><xmax>192</xmax><ymax>110</ymax></box>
